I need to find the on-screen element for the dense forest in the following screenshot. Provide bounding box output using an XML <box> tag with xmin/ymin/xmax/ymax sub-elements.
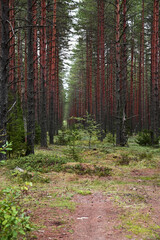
<box><xmin>0</xmin><ymin>0</ymin><xmax>159</xmax><ymax>158</ymax></box>
<box><xmin>0</xmin><ymin>1</ymin><xmax>160</xmax><ymax>239</ymax></box>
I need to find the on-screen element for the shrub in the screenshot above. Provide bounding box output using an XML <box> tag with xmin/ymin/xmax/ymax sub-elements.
<box><xmin>10</xmin><ymin>169</ymin><xmax>50</xmax><ymax>184</ymax></box>
<box><xmin>55</xmin><ymin>129</ymin><xmax>70</xmax><ymax>145</ymax></box>
<box><xmin>7</xmin><ymin>98</ymin><xmax>27</xmax><ymax>157</ymax></box>
<box><xmin>63</xmin><ymin>163</ymin><xmax>112</xmax><ymax>177</ymax></box>
<box><xmin>136</xmin><ymin>130</ymin><xmax>159</xmax><ymax>146</ymax></box>
<box><xmin>116</xmin><ymin>153</ymin><xmax>131</xmax><ymax>166</ymax></box>
<box><xmin>105</xmin><ymin>133</ymin><xmax>115</xmax><ymax>144</ymax></box>
<box><xmin>0</xmin><ymin>141</ymin><xmax>12</xmax><ymax>155</ymax></box>
<box><xmin>56</xmin><ymin>126</ymin><xmax>82</xmax><ymax>161</ymax></box>
<box><xmin>5</xmin><ymin>154</ymin><xmax>70</xmax><ymax>173</ymax></box>
<box><xmin>0</xmin><ymin>186</ymin><xmax>32</xmax><ymax>240</ymax></box>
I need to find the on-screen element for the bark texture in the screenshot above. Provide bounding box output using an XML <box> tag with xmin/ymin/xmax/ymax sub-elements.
<box><xmin>0</xmin><ymin>0</ymin><xmax>9</xmax><ymax>160</ymax></box>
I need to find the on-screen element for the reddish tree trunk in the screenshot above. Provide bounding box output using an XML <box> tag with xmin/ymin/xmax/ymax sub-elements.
<box><xmin>88</xmin><ymin>31</ymin><xmax>92</xmax><ymax>115</ymax></box>
<box><xmin>49</xmin><ymin>0</ymin><xmax>57</xmax><ymax>144</ymax></box>
<box><xmin>96</xmin><ymin>0</ymin><xmax>101</xmax><ymax>122</ymax></box>
<box><xmin>24</xmin><ymin>32</ymin><xmax>27</xmax><ymax>104</ymax></box>
<box><xmin>150</xmin><ymin>0</ymin><xmax>159</xmax><ymax>141</ymax></box>
<box><xmin>40</xmin><ymin>0</ymin><xmax>47</xmax><ymax>147</ymax></box>
<box><xmin>100</xmin><ymin>0</ymin><xmax>105</xmax><ymax>128</ymax></box>
<box><xmin>129</xmin><ymin>39</ymin><xmax>134</xmax><ymax>132</ymax></box>
<box><xmin>32</xmin><ymin>1</ymin><xmax>38</xmax><ymax>121</ymax></box>
<box><xmin>9</xmin><ymin>0</ymin><xmax>15</xmax><ymax>91</ymax></box>
<box><xmin>17</xmin><ymin>29</ymin><xmax>21</xmax><ymax>96</ymax></box>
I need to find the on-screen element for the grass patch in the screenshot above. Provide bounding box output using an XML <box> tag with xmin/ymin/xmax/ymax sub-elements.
<box><xmin>75</xmin><ymin>189</ymin><xmax>92</xmax><ymax>195</ymax></box>
<box><xmin>119</xmin><ymin>211</ymin><xmax>160</xmax><ymax>239</ymax></box>
<box><xmin>50</xmin><ymin>196</ymin><xmax>76</xmax><ymax>211</ymax></box>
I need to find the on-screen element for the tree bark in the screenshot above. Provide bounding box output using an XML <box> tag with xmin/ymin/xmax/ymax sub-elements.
<box><xmin>40</xmin><ymin>0</ymin><xmax>47</xmax><ymax>148</ymax></box>
<box><xmin>0</xmin><ymin>0</ymin><xmax>9</xmax><ymax>160</ymax></box>
<box><xmin>150</xmin><ymin>0</ymin><xmax>159</xmax><ymax>143</ymax></box>
<box><xmin>49</xmin><ymin>0</ymin><xmax>57</xmax><ymax>144</ymax></box>
<box><xmin>26</xmin><ymin>0</ymin><xmax>35</xmax><ymax>155</ymax></box>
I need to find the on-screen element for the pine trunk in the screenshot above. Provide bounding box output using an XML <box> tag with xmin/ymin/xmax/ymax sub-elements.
<box><xmin>26</xmin><ymin>0</ymin><xmax>35</xmax><ymax>155</ymax></box>
<box><xmin>40</xmin><ymin>0</ymin><xmax>47</xmax><ymax>148</ymax></box>
<box><xmin>0</xmin><ymin>0</ymin><xmax>9</xmax><ymax>160</ymax></box>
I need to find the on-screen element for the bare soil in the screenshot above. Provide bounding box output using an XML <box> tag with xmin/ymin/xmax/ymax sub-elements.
<box><xmin>31</xmin><ymin>167</ymin><xmax>160</xmax><ymax>240</ymax></box>
<box><xmin>31</xmin><ymin>192</ymin><xmax>128</xmax><ymax>240</ymax></box>
<box><xmin>70</xmin><ymin>193</ymin><xmax>127</xmax><ymax>240</ymax></box>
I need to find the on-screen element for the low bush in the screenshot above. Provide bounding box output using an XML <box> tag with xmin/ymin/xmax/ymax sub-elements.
<box><xmin>137</xmin><ymin>152</ymin><xmax>153</xmax><ymax>161</ymax></box>
<box><xmin>0</xmin><ymin>185</ymin><xmax>32</xmax><ymax>240</ymax></box>
<box><xmin>105</xmin><ymin>133</ymin><xmax>115</xmax><ymax>144</ymax></box>
<box><xmin>63</xmin><ymin>163</ymin><xmax>112</xmax><ymax>177</ymax></box>
<box><xmin>10</xmin><ymin>169</ymin><xmax>51</xmax><ymax>184</ymax></box>
<box><xmin>136</xmin><ymin>130</ymin><xmax>159</xmax><ymax>146</ymax></box>
<box><xmin>116</xmin><ymin>153</ymin><xmax>131</xmax><ymax>166</ymax></box>
<box><xmin>5</xmin><ymin>154</ymin><xmax>70</xmax><ymax>173</ymax></box>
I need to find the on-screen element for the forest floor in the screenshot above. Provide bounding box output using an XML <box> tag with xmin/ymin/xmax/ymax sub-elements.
<box><xmin>1</xmin><ymin>138</ymin><xmax>160</xmax><ymax>240</ymax></box>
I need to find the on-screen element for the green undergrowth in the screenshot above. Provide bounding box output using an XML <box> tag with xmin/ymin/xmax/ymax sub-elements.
<box><xmin>9</xmin><ymin>169</ymin><xmax>51</xmax><ymax>184</ymax></box>
<box><xmin>50</xmin><ymin>196</ymin><xmax>76</xmax><ymax>211</ymax></box>
<box><xmin>0</xmin><ymin>184</ymin><xmax>33</xmax><ymax>240</ymax></box>
<box><xmin>63</xmin><ymin>162</ymin><xmax>112</xmax><ymax>177</ymax></box>
<box><xmin>0</xmin><ymin>136</ymin><xmax>160</xmax><ymax>239</ymax></box>
<box><xmin>118</xmin><ymin>211</ymin><xmax>160</xmax><ymax>239</ymax></box>
<box><xmin>4</xmin><ymin>154</ymin><xmax>71</xmax><ymax>173</ymax></box>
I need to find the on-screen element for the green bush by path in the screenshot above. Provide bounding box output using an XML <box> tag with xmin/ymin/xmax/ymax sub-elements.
<box><xmin>0</xmin><ymin>185</ymin><xmax>32</xmax><ymax>240</ymax></box>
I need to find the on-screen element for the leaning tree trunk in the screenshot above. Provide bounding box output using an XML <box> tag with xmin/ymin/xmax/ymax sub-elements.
<box><xmin>0</xmin><ymin>0</ymin><xmax>9</xmax><ymax>160</ymax></box>
<box><xmin>26</xmin><ymin>0</ymin><xmax>35</xmax><ymax>155</ymax></box>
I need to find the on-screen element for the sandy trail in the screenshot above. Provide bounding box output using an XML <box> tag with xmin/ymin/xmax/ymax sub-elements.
<box><xmin>70</xmin><ymin>193</ymin><xmax>127</xmax><ymax>240</ymax></box>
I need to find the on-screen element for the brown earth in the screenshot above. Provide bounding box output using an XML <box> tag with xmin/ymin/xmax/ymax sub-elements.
<box><xmin>31</xmin><ymin>167</ymin><xmax>160</xmax><ymax>240</ymax></box>
<box><xmin>70</xmin><ymin>193</ymin><xmax>127</xmax><ymax>240</ymax></box>
<box><xmin>31</xmin><ymin>192</ymin><xmax>128</xmax><ymax>240</ymax></box>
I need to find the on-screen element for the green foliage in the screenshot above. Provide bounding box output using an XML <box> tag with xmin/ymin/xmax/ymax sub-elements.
<box><xmin>0</xmin><ymin>185</ymin><xmax>32</xmax><ymax>240</ymax></box>
<box><xmin>72</xmin><ymin>112</ymin><xmax>101</xmax><ymax>148</ymax></box>
<box><xmin>119</xmin><ymin>211</ymin><xmax>160</xmax><ymax>239</ymax></box>
<box><xmin>7</xmin><ymin>98</ymin><xmax>26</xmax><ymax>157</ymax></box>
<box><xmin>65</xmin><ymin>145</ymin><xmax>82</xmax><ymax>162</ymax></box>
<box><xmin>63</xmin><ymin>163</ymin><xmax>112</xmax><ymax>177</ymax></box>
<box><xmin>0</xmin><ymin>141</ymin><xmax>12</xmax><ymax>155</ymax></box>
<box><xmin>116</xmin><ymin>153</ymin><xmax>131</xmax><ymax>166</ymax></box>
<box><xmin>10</xmin><ymin>169</ymin><xmax>50</xmax><ymax>184</ymax></box>
<box><xmin>5</xmin><ymin>154</ymin><xmax>70</xmax><ymax>173</ymax></box>
<box><xmin>137</xmin><ymin>152</ymin><xmax>153</xmax><ymax>161</ymax></box>
<box><xmin>83</xmin><ymin>113</ymin><xmax>102</xmax><ymax>148</ymax></box>
<box><xmin>34</xmin><ymin>122</ymin><xmax>41</xmax><ymax>145</ymax></box>
<box><xmin>55</xmin><ymin>128</ymin><xmax>72</xmax><ymax>145</ymax></box>
<box><xmin>105</xmin><ymin>133</ymin><xmax>115</xmax><ymax>144</ymax></box>
<box><xmin>57</xmin><ymin>126</ymin><xmax>82</xmax><ymax>161</ymax></box>
<box><xmin>136</xmin><ymin>130</ymin><xmax>159</xmax><ymax>146</ymax></box>
<box><xmin>116</xmin><ymin>151</ymin><xmax>154</xmax><ymax>167</ymax></box>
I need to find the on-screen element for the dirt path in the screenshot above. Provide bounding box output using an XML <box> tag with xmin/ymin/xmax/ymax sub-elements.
<box><xmin>32</xmin><ymin>192</ymin><xmax>127</xmax><ymax>240</ymax></box>
<box><xmin>69</xmin><ymin>193</ymin><xmax>127</xmax><ymax>240</ymax></box>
